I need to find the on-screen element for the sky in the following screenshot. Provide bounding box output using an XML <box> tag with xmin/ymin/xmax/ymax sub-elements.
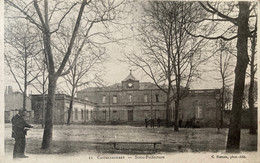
<box><xmin>3</xmin><ymin>0</ymin><xmax>245</xmax><ymax>94</ymax></box>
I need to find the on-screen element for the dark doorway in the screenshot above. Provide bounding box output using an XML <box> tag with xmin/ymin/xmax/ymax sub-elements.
<box><xmin>128</xmin><ymin>110</ymin><xmax>133</xmax><ymax>121</ymax></box>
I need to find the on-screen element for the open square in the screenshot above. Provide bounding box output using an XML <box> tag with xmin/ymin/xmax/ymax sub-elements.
<box><xmin>5</xmin><ymin>124</ymin><xmax>257</xmax><ymax>157</ymax></box>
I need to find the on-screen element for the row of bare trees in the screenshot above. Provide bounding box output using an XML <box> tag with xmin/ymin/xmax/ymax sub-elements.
<box><xmin>125</xmin><ymin>1</ymin><xmax>257</xmax><ymax>152</ymax></box>
<box><xmin>5</xmin><ymin>0</ymin><xmax>257</xmax><ymax>153</ymax></box>
<box><xmin>125</xmin><ymin>2</ymin><xmax>209</xmax><ymax>130</ymax></box>
<box><xmin>5</xmin><ymin>0</ymin><xmax>129</xmax><ymax>149</ymax></box>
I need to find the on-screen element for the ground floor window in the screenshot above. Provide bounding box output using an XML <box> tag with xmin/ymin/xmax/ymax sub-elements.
<box><xmin>81</xmin><ymin>110</ymin><xmax>84</xmax><ymax>120</ymax></box>
<box><xmin>195</xmin><ymin>106</ymin><xmax>203</xmax><ymax>119</ymax></box>
<box><xmin>86</xmin><ymin>110</ymin><xmax>89</xmax><ymax>120</ymax></box>
<box><xmin>75</xmin><ymin>109</ymin><xmax>78</xmax><ymax>120</ymax></box>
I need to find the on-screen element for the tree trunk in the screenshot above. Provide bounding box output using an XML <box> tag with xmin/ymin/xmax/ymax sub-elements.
<box><xmin>41</xmin><ymin>76</ymin><xmax>57</xmax><ymax>149</ymax></box>
<box><xmin>248</xmin><ymin>80</ymin><xmax>256</xmax><ymax>135</ymax></box>
<box><xmin>226</xmin><ymin>2</ymin><xmax>250</xmax><ymax>152</ymax></box>
<box><xmin>22</xmin><ymin>91</ymin><xmax>27</xmax><ymax>110</ymax></box>
<box><xmin>165</xmin><ymin>46</ymin><xmax>171</xmax><ymax>127</ymax></box>
<box><xmin>23</xmin><ymin>52</ymin><xmax>28</xmax><ymax>111</ymax></box>
<box><xmin>42</xmin><ymin>62</ymin><xmax>45</xmax><ymax>128</ymax></box>
<box><xmin>174</xmin><ymin>75</ymin><xmax>180</xmax><ymax>131</ymax></box>
<box><xmin>67</xmin><ymin>90</ymin><xmax>75</xmax><ymax>125</ymax></box>
<box><xmin>174</xmin><ymin>99</ymin><xmax>179</xmax><ymax>131</ymax></box>
<box><xmin>220</xmin><ymin>86</ymin><xmax>225</xmax><ymax>129</ymax></box>
<box><xmin>23</xmin><ymin>86</ymin><xmax>27</xmax><ymax>111</ymax></box>
<box><xmin>165</xmin><ymin>93</ymin><xmax>170</xmax><ymax>127</ymax></box>
<box><xmin>248</xmin><ymin>25</ymin><xmax>256</xmax><ymax>135</ymax></box>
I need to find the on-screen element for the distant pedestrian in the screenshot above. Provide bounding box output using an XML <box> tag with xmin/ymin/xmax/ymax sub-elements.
<box><xmin>12</xmin><ymin>110</ymin><xmax>33</xmax><ymax>158</ymax></box>
<box><xmin>179</xmin><ymin>119</ymin><xmax>182</xmax><ymax>128</ymax></box>
<box><xmin>185</xmin><ymin>120</ymin><xmax>189</xmax><ymax>128</ymax></box>
<box><xmin>157</xmin><ymin>117</ymin><xmax>161</xmax><ymax>127</ymax></box>
<box><xmin>150</xmin><ymin>118</ymin><xmax>155</xmax><ymax>128</ymax></box>
<box><xmin>145</xmin><ymin>117</ymin><xmax>149</xmax><ymax>128</ymax></box>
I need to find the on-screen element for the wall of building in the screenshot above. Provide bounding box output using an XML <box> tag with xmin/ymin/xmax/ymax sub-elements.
<box><xmin>180</xmin><ymin>90</ymin><xmax>219</xmax><ymax>127</ymax></box>
<box><xmin>77</xmin><ymin>89</ymin><xmax>167</xmax><ymax>105</ymax></box>
<box><xmin>5</xmin><ymin>92</ymin><xmax>31</xmax><ymax>111</ymax></box>
<box><xmin>77</xmin><ymin>86</ymin><xmax>222</xmax><ymax>127</ymax></box>
<box><xmin>93</xmin><ymin>105</ymin><xmax>166</xmax><ymax>122</ymax></box>
<box><xmin>5</xmin><ymin>110</ymin><xmax>34</xmax><ymax>123</ymax></box>
<box><xmin>31</xmin><ymin>94</ymin><xmax>95</xmax><ymax>125</ymax></box>
<box><xmin>4</xmin><ymin>89</ymin><xmax>33</xmax><ymax>123</ymax></box>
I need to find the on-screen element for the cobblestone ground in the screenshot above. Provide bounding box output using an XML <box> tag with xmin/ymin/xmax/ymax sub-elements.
<box><xmin>4</xmin><ymin>123</ymin><xmax>257</xmax><ymax>162</ymax></box>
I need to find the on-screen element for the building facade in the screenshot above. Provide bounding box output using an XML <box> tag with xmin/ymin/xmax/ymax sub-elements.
<box><xmin>77</xmin><ymin>72</ymin><xmax>222</xmax><ymax>127</ymax></box>
<box><xmin>31</xmin><ymin>94</ymin><xmax>96</xmax><ymax>124</ymax></box>
<box><xmin>4</xmin><ymin>86</ymin><xmax>33</xmax><ymax>123</ymax></box>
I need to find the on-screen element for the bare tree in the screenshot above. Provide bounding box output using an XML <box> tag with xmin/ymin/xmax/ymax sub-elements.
<box><xmin>5</xmin><ymin>0</ymin><xmax>128</xmax><ymax>149</ymax></box>
<box><xmin>212</xmin><ymin>39</ymin><xmax>235</xmax><ymax>129</ymax></box>
<box><xmin>4</xmin><ymin>19</ymin><xmax>43</xmax><ymax>111</ymax></box>
<box><xmin>188</xmin><ymin>1</ymin><xmax>257</xmax><ymax>152</ymax></box>
<box><xmin>247</xmin><ymin>18</ymin><xmax>257</xmax><ymax>135</ymax></box>
<box><xmin>64</xmin><ymin>47</ymin><xmax>105</xmax><ymax>125</ymax></box>
<box><xmin>125</xmin><ymin>1</ymin><xmax>208</xmax><ymax>129</ymax></box>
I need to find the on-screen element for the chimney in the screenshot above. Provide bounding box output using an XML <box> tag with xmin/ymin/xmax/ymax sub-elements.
<box><xmin>5</xmin><ymin>86</ymin><xmax>8</xmax><ymax>94</ymax></box>
<box><xmin>8</xmin><ymin>86</ymin><xmax>13</xmax><ymax>94</ymax></box>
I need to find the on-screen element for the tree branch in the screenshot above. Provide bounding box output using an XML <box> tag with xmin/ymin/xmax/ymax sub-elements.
<box><xmin>199</xmin><ymin>2</ymin><xmax>238</xmax><ymax>25</ymax></box>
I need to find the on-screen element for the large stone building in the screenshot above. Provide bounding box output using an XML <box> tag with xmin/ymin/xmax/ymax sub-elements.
<box><xmin>77</xmin><ymin>72</ymin><xmax>222</xmax><ymax>127</ymax></box>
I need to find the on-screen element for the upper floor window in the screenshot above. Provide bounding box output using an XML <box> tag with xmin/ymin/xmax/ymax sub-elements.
<box><xmin>155</xmin><ymin>94</ymin><xmax>159</xmax><ymax>102</ymax></box>
<box><xmin>129</xmin><ymin>94</ymin><xmax>132</xmax><ymax>102</ymax></box>
<box><xmin>113</xmin><ymin>95</ymin><xmax>117</xmax><ymax>104</ymax></box>
<box><xmin>144</xmin><ymin>94</ymin><xmax>148</xmax><ymax>103</ymax></box>
<box><xmin>102</xmin><ymin>95</ymin><xmax>106</xmax><ymax>103</ymax></box>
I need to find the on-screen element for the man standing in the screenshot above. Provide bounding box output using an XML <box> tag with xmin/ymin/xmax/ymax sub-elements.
<box><xmin>12</xmin><ymin>110</ymin><xmax>33</xmax><ymax>158</ymax></box>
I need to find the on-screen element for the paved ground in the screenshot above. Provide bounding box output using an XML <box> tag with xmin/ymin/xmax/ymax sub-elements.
<box><xmin>3</xmin><ymin>124</ymin><xmax>258</xmax><ymax>162</ymax></box>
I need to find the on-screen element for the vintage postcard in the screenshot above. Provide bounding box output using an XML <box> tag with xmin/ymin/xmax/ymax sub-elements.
<box><xmin>1</xmin><ymin>0</ymin><xmax>259</xmax><ymax>162</ymax></box>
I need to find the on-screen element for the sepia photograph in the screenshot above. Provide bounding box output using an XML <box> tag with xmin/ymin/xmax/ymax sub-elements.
<box><xmin>1</xmin><ymin>0</ymin><xmax>259</xmax><ymax>162</ymax></box>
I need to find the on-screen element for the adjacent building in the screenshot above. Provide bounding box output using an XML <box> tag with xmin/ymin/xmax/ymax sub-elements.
<box><xmin>4</xmin><ymin>86</ymin><xmax>33</xmax><ymax>123</ymax></box>
<box><xmin>31</xmin><ymin>94</ymin><xmax>96</xmax><ymax>124</ymax></box>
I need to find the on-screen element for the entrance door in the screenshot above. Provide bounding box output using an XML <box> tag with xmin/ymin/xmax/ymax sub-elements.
<box><xmin>128</xmin><ymin>110</ymin><xmax>133</xmax><ymax>121</ymax></box>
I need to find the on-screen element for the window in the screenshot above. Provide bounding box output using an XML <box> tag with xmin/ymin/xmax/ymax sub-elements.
<box><xmin>102</xmin><ymin>95</ymin><xmax>106</xmax><ymax>103</ymax></box>
<box><xmin>75</xmin><ymin>109</ymin><xmax>78</xmax><ymax>120</ymax></box>
<box><xmin>113</xmin><ymin>95</ymin><xmax>117</xmax><ymax>103</ymax></box>
<box><xmin>86</xmin><ymin>110</ymin><xmax>89</xmax><ymax>120</ymax></box>
<box><xmin>129</xmin><ymin>94</ymin><xmax>132</xmax><ymax>102</ymax></box>
<box><xmin>155</xmin><ymin>94</ymin><xmax>159</xmax><ymax>102</ymax></box>
<box><xmin>85</xmin><ymin>96</ymin><xmax>89</xmax><ymax>100</ymax></box>
<box><xmin>144</xmin><ymin>94</ymin><xmax>148</xmax><ymax>102</ymax></box>
<box><xmin>196</xmin><ymin>106</ymin><xmax>203</xmax><ymax>119</ymax></box>
<box><xmin>81</xmin><ymin>110</ymin><xmax>84</xmax><ymax>120</ymax></box>
<box><xmin>144</xmin><ymin>110</ymin><xmax>148</xmax><ymax>116</ymax></box>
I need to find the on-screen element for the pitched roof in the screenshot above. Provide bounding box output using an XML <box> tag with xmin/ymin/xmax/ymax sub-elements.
<box><xmin>123</xmin><ymin>70</ymin><xmax>138</xmax><ymax>81</ymax></box>
<box><xmin>78</xmin><ymin>82</ymin><xmax>159</xmax><ymax>92</ymax></box>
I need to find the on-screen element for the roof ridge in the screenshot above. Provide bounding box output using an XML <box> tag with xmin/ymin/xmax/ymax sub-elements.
<box><xmin>123</xmin><ymin>70</ymin><xmax>138</xmax><ymax>81</ymax></box>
